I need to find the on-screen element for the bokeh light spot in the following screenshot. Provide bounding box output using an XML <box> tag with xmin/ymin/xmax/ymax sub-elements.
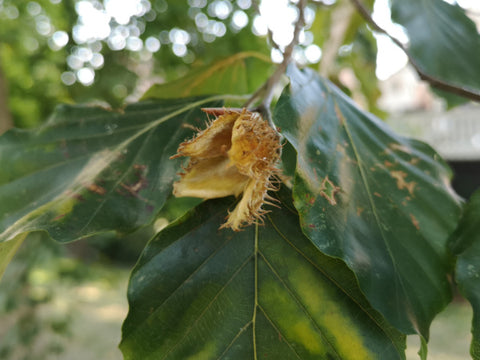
<box><xmin>172</xmin><ymin>43</ymin><xmax>187</xmax><ymax>57</ymax></box>
<box><xmin>127</xmin><ymin>36</ymin><xmax>143</xmax><ymax>51</ymax></box>
<box><xmin>237</xmin><ymin>0</ymin><xmax>251</xmax><ymax>10</ymax></box>
<box><xmin>90</xmin><ymin>53</ymin><xmax>104</xmax><ymax>68</ymax></box>
<box><xmin>232</xmin><ymin>10</ymin><xmax>248</xmax><ymax>30</ymax></box>
<box><xmin>51</xmin><ymin>30</ymin><xmax>69</xmax><ymax>49</ymax></box>
<box><xmin>169</xmin><ymin>28</ymin><xmax>191</xmax><ymax>45</ymax></box>
<box><xmin>77</xmin><ymin>67</ymin><xmax>95</xmax><ymax>86</ymax></box>
<box><xmin>252</xmin><ymin>15</ymin><xmax>268</xmax><ymax>36</ymax></box>
<box><xmin>27</xmin><ymin>2</ymin><xmax>42</xmax><ymax>16</ymax></box>
<box><xmin>195</xmin><ymin>12</ymin><xmax>208</xmax><ymax>29</ymax></box>
<box><xmin>61</xmin><ymin>71</ymin><xmax>76</xmax><ymax>86</ymax></box>
<box><xmin>209</xmin><ymin>0</ymin><xmax>232</xmax><ymax>20</ymax></box>
<box><xmin>305</xmin><ymin>44</ymin><xmax>322</xmax><ymax>63</ymax></box>
<box><xmin>188</xmin><ymin>0</ymin><xmax>207</xmax><ymax>8</ymax></box>
<box><xmin>5</xmin><ymin>5</ymin><xmax>19</xmax><ymax>19</ymax></box>
<box><xmin>145</xmin><ymin>36</ymin><xmax>161</xmax><ymax>52</ymax></box>
<box><xmin>67</xmin><ymin>55</ymin><xmax>83</xmax><ymax>70</ymax></box>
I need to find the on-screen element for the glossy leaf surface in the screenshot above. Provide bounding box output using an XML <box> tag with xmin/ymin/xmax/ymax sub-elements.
<box><xmin>120</xmin><ymin>191</ymin><xmax>405</xmax><ymax>359</ymax></box>
<box><xmin>142</xmin><ymin>52</ymin><xmax>272</xmax><ymax>101</ymax></box>
<box><xmin>0</xmin><ymin>96</ymin><xmax>244</xmax><ymax>243</ymax></box>
<box><xmin>390</xmin><ymin>0</ymin><xmax>480</xmax><ymax>104</ymax></box>
<box><xmin>451</xmin><ymin>190</ymin><xmax>480</xmax><ymax>359</ymax></box>
<box><xmin>274</xmin><ymin>65</ymin><xmax>462</xmax><ymax>337</ymax></box>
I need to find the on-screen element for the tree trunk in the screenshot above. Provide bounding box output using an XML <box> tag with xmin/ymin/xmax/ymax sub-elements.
<box><xmin>0</xmin><ymin>63</ymin><xmax>13</xmax><ymax>134</ymax></box>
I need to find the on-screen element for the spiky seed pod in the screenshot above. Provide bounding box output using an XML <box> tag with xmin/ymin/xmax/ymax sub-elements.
<box><xmin>171</xmin><ymin>108</ymin><xmax>281</xmax><ymax>231</ymax></box>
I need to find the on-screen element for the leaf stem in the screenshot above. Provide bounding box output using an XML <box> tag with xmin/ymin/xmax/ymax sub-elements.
<box><xmin>244</xmin><ymin>0</ymin><xmax>307</xmax><ymax>121</ymax></box>
<box><xmin>350</xmin><ymin>0</ymin><xmax>480</xmax><ymax>103</ymax></box>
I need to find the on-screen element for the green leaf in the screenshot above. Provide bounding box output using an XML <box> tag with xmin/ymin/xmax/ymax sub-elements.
<box><xmin>0</xmin><ymin>95</ymin><xmax>248</xmax><ymax>243</ymax></box>
<box><xmin>141</xmin><ymin>52</ymin><xmax>273</xmax><ymax>101</ymax></box>
<box><xmin>120</xmin><ymin>190</ymin><xmax>406</xmax><ymax>359</ymax></box>
<box><xmin>0</xmin><ymin>233</ymin><xmax>25</xmax><ymax>280</ymax></box>
<box><xmin>274</xmin><ymin>65</ymin><xmax>462</xmax><ymax>337</ymax></box>
<box><xmin>390</xmin><ymin>0</ymin><xmax>480</xmax><ymax>105</ymax></box>
<box><xmin>450</xmin><ymin>190</ymin><xmax>480</xmax><ymax>359</ymax></box>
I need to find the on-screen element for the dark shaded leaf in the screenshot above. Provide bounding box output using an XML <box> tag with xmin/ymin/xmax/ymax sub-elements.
<box><xmin>141</xmin><ymin>52</ymin><xmax>272</xmax><ymax>102</ymax></box>
<box><xmin>273</xmin><ymin>65</ymin><xmax>462</xmax><ymax>337</ymax></box>
<box><xmin>0</xmin><ymin>96</ymin><xmax>248</xmax><ymax>243</ymax></box>
<box><xmin>450</xmin><ymin>189</ymin><xmax>480</xmax><ymax>359</ymax></box>
<box><xmin>390</xmin><ymin>0</ymin><xmax>480</xmax><ymax>105</ymax></box>
<box><xmin>0</xmin><ymin>233</ymin><xmax>25</xmax><ymax>280</ymax></box>
<box><xmin>120</xmin><ymin>190</ymin><xmax>406</xmax><ymax>359</ymax></box>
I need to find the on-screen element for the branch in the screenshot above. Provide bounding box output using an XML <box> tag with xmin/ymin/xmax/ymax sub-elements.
<box><xmin>244</xmin><ymin>0</ymin><xmax>307</xmax><ymax>121</ymax></box>
<box><xmin>350</xmin><ymin>0</ymin><xmax>480</xmax><ymax>103</ymax></box>
<box><xmin>319</xmin><ymin>0</ymin><xmax>355</xmax><ymax>76</ymax></box>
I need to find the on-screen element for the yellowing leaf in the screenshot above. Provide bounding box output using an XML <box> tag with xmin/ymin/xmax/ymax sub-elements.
<box><xmin>120</xmin><ymin>190</ymin><xmax>406</xmax><ymax>359</ymax></box>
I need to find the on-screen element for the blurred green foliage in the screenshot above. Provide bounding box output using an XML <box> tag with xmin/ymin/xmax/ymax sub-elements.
<box><xmin>0</xmin><ymin>0</ymin><xmax>271</xmax><ymax>128</ymax></box>
<box><xmin>0</xmin><ymin>0</ymin><xmax>383</xmax><ymax>129</ymax></box>
<box><xmin>0</xmin><ymin>233</ymin><xmax>70</xmax><ymax>360</ymax></box>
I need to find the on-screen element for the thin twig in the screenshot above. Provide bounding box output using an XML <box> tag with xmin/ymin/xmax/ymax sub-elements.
<box><xmin>350</xmin><ymin>0</ymin><xmax>480</xmax><ymax>102</ymax></box>
<box><xmin>244</xmin><ymin>0</ymin><xmax>307</xmax><ymax>122</ymax></box>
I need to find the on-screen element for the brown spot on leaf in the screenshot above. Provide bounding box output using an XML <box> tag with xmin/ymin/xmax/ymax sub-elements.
<box><xmin>133</xmin><ymin>164</ymin><xmax>146</xmax><ymax>171</ymax></box>
<box><xmin>305</xmin><ymin>193</ymin><xmax>316</xmax><ymax>205</ymax></box>
<box><xmin>389</xmin><ymin>143</ymin><xmax>411</xmax><ymax>154</ymax></box>
<box><xmin>72</xmin><ymin>193</ymin><xmax>85</xmax><ymax>202</ymax></box>
<box><xmin>410</xmin><ymin>214</ymin><xmax>420</xmax><ymax>230</ymax></box>
<box><xmin>53</xmin><ymin>214</ymin><xmax>66</xmax><ymax>221</ymax></box>
<box><xmin>87</xmin><ymin>183</ymin><xmax>106</xmax><ymax>195</ymax></box>
<box><xmin>119</xmin><ymin>164</ymin><xmax>150</xmax><ymax>199</ymax></box>
<box><xmin>335</xmin><ymin>104</ymin><xmax>346</xmax><ymax>125</ymax></box>
<box><xmin>120</xmin><ymin>180</ymin><xmax>148</xmax><ymax>197</ymax></box>
<box><xmin>319</xmin><ymin>176</ymin><xmax>341</xmax><ymax>206</ymax></box>
<box><xmin>374</xmin><ymin>192</ymin><xmax>382</xmax><ymax>198</ymax></box>
<box><xmin>356</xmin><ymin>207</ymin><xmax>365</xmax><ymax>216</ymax></box>
<box><xmin>390</xmin><ymin>170</ymin><xmax>416</xmax><ymax>196</ymax></box>
<box><xmin>120</xmin><ymin>182</ymin><xmax>145</xmax><ymax>197</ymax></box>
<box><xmin>384</xmin><ymin>160</ymin><xmax>394</xmax><ymax>168</ymax></box>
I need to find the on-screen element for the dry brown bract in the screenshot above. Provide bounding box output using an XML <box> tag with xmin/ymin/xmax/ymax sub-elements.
<box><xmin>171</xmin><ymin>108</ymin><xmax>281</xmax><ymax>231</ymax></box>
